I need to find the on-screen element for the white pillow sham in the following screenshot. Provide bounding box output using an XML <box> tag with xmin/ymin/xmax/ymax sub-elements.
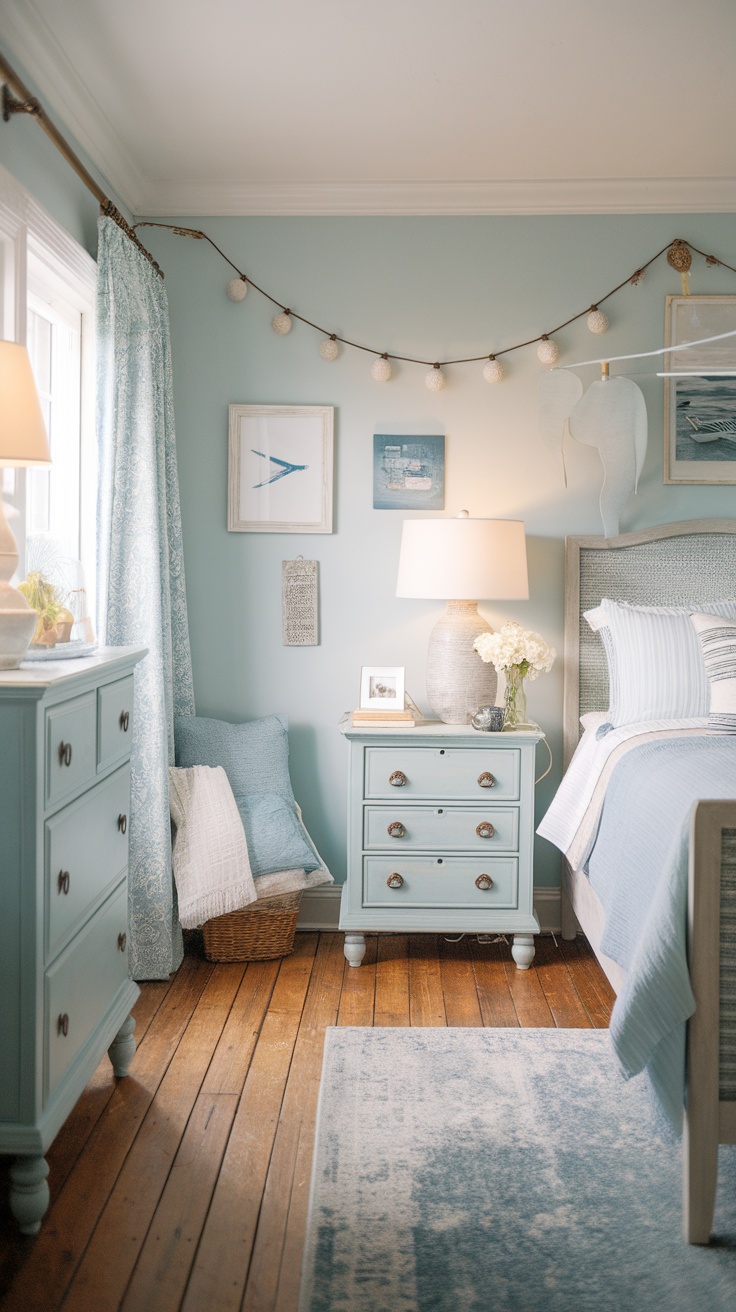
<box><xmin>690</xmin><ymin>612</ymin><xmax>736</xmax><ymax>732</ymax></box>
<box><xmin>169</xmin><ymin>765</ymin><xmax>258</xmax><ymax>928</ymax></box>
<box><xmin>584</xmin><ymin>597</ymin><xmax>736</xmax><ymax>726</ymax></box>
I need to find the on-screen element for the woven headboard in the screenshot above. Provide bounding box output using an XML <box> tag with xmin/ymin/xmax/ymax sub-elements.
<box><xmin>563</xmin><ymin>519</ymin><xmax>736</xmax><ymax>768</ymax></box>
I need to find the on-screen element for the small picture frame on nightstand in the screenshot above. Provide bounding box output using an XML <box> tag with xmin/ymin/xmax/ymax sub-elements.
<box><xmin>359</xmin><ymin>665</ymin><xmax>405</xmax><ymax>711</ymax></box>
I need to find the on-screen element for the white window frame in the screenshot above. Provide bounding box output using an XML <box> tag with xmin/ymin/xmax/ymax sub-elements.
<box><xmin>0</xmin><ymin>163</ymin><xmax>96</xmax><ymax>611</ymax></box>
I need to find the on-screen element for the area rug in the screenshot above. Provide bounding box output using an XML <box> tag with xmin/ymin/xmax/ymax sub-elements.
<box><xmin>299</xmin><ymin>1028</ymin><xmax>736</xmax><ymax>1312</ymax></box>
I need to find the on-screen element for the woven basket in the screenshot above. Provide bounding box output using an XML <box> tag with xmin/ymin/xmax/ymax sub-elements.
<box><xmin>202</xmin><ymin>891</ymin><xmax>302</xmax><ymax>963</ymax></box>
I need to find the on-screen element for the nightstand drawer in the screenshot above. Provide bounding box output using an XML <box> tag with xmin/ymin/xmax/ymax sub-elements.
<box><xmin>363</xmin><ymin>856</ymin><xmax>518</xmax><ymax>909</ymax></box>
<box><xmin>364</xmin><ymin>747</ymin><xmax>521</xmax><ymax>800</ymax></box>
<box><xmin>364</xmin><ymin>805</ymin><xmax>519</xmax><ymax>852</ymax></box>
<box><xmin>46</xmin><ymin>692</ymin><xmax>97</xmax><ymax>807</ymax></box>
<box><xmin>46</xmin><ymin>764</ymin><xmax>131</xmax><ymax>961</ymax></box>
<box><xmin>98</xmin><ymin>675</ymin><xmax>135</xmax><ymax>771</ymax></box>
<box><xmin>45</xmin><ymin>881</ymin><xmax>130</xmax><ymax>1102</ymax></box>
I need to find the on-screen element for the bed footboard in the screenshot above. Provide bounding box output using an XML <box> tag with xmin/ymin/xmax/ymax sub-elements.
<box><xmin>685</xmin><ymin>799</ymin><xmax>736</xmax><ymax>1244</ymax></box>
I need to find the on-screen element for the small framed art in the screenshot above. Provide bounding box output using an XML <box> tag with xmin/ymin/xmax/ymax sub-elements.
<box><xmin>359</xmin><ymin>665</ymin><xmax>405</xmax><ymax>711</ymax></box>
<box><xmin>373</xmin><ymin>434</ymin><xmax>445</xmax><ymax>509</ymax></box>
<box><xmin>664</xmin><ymin>295</ymin><xmax>736</xmax><ymax>484</ymax></box>
<box><xmin>228</xmin><ymin>404</ymin><xmax>334</xmax><ymax>532</ymax></box>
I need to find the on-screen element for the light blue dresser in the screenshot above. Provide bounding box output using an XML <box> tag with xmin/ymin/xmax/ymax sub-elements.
<box><xmin>339</xmin><ymin>722</ymin><xmax>544</xmax><ymax>969</ymax></box>
<box><xmin>0</xmin><ymin>646</ymin><xmax>145</xmax><ymax>1233</ymax></box>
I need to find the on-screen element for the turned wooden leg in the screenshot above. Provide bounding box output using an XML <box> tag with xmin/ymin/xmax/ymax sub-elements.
<box><xmin>343</xmin><ymin>933</ymin><xmax>366</xmax><ymax>968</ymax></box>
<box><xmin>9</xmin><ymin>1156</ymin><xmax>50</xmax><ymax>1235</ymax></box>
<box><xmin>108</xmin><ymin>1013</ymin><xmax>136</xmax><ymax>1077</ymax></box>
<box><xmin>511</xmin><ymin>933</ymin><xmax>535</xmax><ymax>970</ymax></box>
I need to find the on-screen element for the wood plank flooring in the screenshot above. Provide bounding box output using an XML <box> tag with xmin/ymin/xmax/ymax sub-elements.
<box><xmin>0</xmin><ymin>932</ymin><xmax>614</xmax><ymax>1312</ymax></box>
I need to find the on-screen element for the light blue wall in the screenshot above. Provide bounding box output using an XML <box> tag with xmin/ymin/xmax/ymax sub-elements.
<box><xmin>140</xmin><ymin>213</ymin><xmax>736</xmax><ymax>887</ymax></box>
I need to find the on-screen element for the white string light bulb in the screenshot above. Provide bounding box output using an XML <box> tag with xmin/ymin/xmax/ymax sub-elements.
<box><xmin>272</xmin><ymin>310</ymin><xmax>292</xmax><ymax>335</ymax></box>
<box><xmin>426</xmin><ymin>364</ymin><xmax>447</xmax><ymax>391</ymax></box>
<box><xmin>483</xmin><ymin>356</ymin><xmax>504</xmax><ymax>383</ymax></box>
<box><xmin>319</xmin><ymin>336</ymin><xmax>340</xmax><ymax>361</ymax></box>
<box><xmin>537</xmin><ymin>336</ymin><xmax>559</xmax><ymax>365</ymax></box>
<box><xmin>226</xmin><ymin>277</ymin><xmax>248</xmax><ymax>302</ymax></box>
<box><xmin>587</xmin><ymin>307</ymin><xmax>609</xmax><ymax>334</ymax></box>
<box><xmin>371</xmin><ymin>355</ymin><xmax>392</xmax><ymax>381</ymax></box>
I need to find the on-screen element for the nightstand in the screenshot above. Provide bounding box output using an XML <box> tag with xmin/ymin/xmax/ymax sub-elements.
<box><xmin>338</xmin><ymin>721</ymin><xmax>544</xmax><ymax>970</ymax></box>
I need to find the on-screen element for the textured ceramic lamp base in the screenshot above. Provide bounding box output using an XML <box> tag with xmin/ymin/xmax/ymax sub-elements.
<box><xmin>426</xmin><ymin>601</ymin><xmax>498</xmax><ymax>725</ymax></box>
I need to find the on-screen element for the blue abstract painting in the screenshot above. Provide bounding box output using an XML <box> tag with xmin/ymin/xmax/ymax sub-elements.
<box><xmin>373</xmin><ymin>434</ymin><xmax>445</xmax><ymax>510</ymax></box>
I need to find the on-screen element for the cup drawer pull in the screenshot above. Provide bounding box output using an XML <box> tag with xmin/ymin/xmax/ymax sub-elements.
<box><xmin>475</xmin><ymin>874</ymin><xmax>494</xmax><ymax>891</ymax></box>
<box><xmin>389</xmin><ymin>771</ymin><xmax>407</xmax><ymax>788</ymax></box>
<box><xmin>119</xmin><ymin>710</ymin><xmax>130</xmax><ymax>732</ymax></box>
<box><xmin>477</xmin><ymin>772</ymin><xmax>495</xmax><ymax>788</ymax></box>
<box><xmin>386</xmin><ymin>872</ymin><xmax>404</xmax><ymax>889</ymax></box>
<box><xmin>387</xmin><ymin>822</ymin><xmax>405</xmax><ymax>838</ymax></box>
<box><xmin>476</xmin><ymin>822</ymin><xmax>495</xmax><ymax>839</ymax></box>
<box><xmin>118</xmin><ymin>813</ymin><xmax>128</xmax><ymax>834</ymax></box>
<box><xmin>57</xmin><ymin>1013</ymin><xmax>69</xmax><ymax>1037</ymax></box>
<box><xmin>58</xmin><ymin>741</ymin><xmax>73</xmax><ymax>768</ymax></box>
<box><xmin>117</xmin><ymin>932</ymin><xmax>127</xmax><ymax>953</ymax></box>
<box><xmin>57</xmin><ymin>870</ymin><xmax>71</xmax><ymax>895</ymax></box>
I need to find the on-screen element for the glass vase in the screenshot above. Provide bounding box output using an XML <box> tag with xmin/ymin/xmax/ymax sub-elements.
<box><xmin>503</xmin><ymin>665</ymin><xmax>527</xmax><ymax>728</ymax></box>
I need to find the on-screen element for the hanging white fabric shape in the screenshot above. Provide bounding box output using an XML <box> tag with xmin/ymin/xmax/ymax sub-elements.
<box><xmin>538</xmin><ymin>369</ymin><xmax>583</xmax><ymax>487</ymax></box>
<box><xmin>568</xmin><ymin>375</ymin><xmax>647</xmax><ymax>537</ymax></box>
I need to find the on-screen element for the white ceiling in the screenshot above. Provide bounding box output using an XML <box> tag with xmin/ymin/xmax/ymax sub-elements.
<box><xmin>2</xmin><ymin>0</ymin><xmax>736</xmax><ymax>215</ymax></box>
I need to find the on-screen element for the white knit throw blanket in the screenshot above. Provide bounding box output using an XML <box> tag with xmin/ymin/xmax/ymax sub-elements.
<box><xmin>169</xmin><ymin>765</ymin><xmax>259</xmax><ymax>928</ymax></box>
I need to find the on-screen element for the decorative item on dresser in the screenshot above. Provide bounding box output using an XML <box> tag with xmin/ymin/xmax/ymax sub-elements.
<box><xmin>338</xmin><ymin>721</ymin><xmax>543</xmax><ymax>969</ymax></box>
<box><xmin>0</xmin><ymin>646</ymin><xmax>145</xmax><ymax>1233</ymax></box>
<box><xmin>396</xmin><ymin>512</ymin><xmax>529</xmax><ymax>724</ymax></box>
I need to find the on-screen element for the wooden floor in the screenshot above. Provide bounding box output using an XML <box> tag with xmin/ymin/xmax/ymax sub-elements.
<box><xmin>0</xmin><ymin>932</ymin><xmax>613</xmax><ymax>1312</ymax></box>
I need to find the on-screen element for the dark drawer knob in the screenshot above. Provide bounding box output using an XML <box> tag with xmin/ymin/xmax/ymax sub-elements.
<box><xmin>58</xmin><ymin>741</ymin><xmax>73</xmax><ymax>767</ymax></box>
<box><xmin>119</xmin><ymin>710</ymin><xmax>130</xmax><ymax>732</ymax></box>
<box><xmin>386</xmin><ymin>872</ymin><xmax>404</xmax><ymax>889</ymax></box>
<box><xmin>477</xmin><ymin>772</ymin><xmax>495</xmax><ymax>788</ymax></box>
<box><xmin>118</xmin><ymin>813</ymin><xmax>128</xmax><ymax>834</ymax></box>
<box><xmin>389</xmin><ymin>770</ymin><xmax>407</xmax><ymax>787</ymax></box>
<box><xmin>387</xmin><ymin>821</ymin><xmax>405</xmax><ymax>838</ymax></box>
<box><xmin>117</xmin><ymin>932</ymin><xmax>127</xmax><ymax>953</ymax></box>
<box><xmin>57</xmin><ymin>870</ymin><xmax>71</xmax><ymax>895</ymax></box>
<box><xmin>57</xmin><ymin>1013</ymin><xmax>69</xmax><ymax>1037</ymax></box>
<box><xmin>475</xmin><ymin>874</ymin><xmax>494</xmax><ymax>891</ymax></box>
<box><xmin>476</xmin><ymin>822</ymin><xmax>495</xmax><ymax>839</ymax></box>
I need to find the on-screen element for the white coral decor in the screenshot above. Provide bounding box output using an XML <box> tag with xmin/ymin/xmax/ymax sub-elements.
<box><xmin>472</xmin><ymin>621</ymin><xmax>556</xmax><ymax>681</ymax></box>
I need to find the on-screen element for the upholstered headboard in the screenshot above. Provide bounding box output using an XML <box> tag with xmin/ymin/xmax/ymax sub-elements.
<box><xmin>563</xmin><ymin>519</ymin><xmax>736</xmax><ymax>768</ymax></box>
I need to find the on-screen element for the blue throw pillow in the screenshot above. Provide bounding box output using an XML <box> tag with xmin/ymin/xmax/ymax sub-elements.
<box><xmin>235</xmin><ymin>793</ymin><xmax>319</xmax><ymax>877</ymax></box>
<box><xmin>174</xmin><ymin>713</ymin><xmax>296</xmax><ymax>805</ymax></box>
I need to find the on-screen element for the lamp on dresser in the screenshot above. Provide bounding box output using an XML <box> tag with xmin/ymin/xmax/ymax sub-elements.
<box><xmin>0</xmin><ymin>340</ymin><xmax>51</xmax><ymax>667</ymax></box>
<box><xmin>396</xmin><ymin>511</ymin><xmax>529</xmax><ymax>724</ymax></box>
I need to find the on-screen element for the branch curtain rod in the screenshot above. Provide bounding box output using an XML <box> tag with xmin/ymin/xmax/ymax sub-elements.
<box><xmin>0</xmin><ymin>52</ymin><xmax>163</xmax><ymax>278</ymax></box>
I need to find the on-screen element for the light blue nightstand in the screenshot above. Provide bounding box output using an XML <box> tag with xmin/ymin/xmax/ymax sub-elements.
<box><xmin>0</xmin><ymin>646</ymin><xmax>145</xmax><ymax>1233</ymax></box>
<box><xmin>338</xmin><ymin>721</ymin><xmax>543</xmax><ymax>969</ymax></box>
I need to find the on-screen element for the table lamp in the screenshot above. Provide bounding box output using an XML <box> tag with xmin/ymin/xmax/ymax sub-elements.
<box><xmin>396</xmin><ymin>511</ymin><xmax>529</xmax><ymax>724</ymax></box>
<box><xmin>0</xmin><ymin>340</ymin><xmax>52</xmax><ymax>668</ymax></box>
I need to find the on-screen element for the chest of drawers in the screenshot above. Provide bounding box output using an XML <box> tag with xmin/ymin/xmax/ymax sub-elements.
<box><xmin>338</xmin><ymin>722</ymin><xmax>543</xmax><ymax>969</ymax></box>
<box><xmin>0</xmin><ymin>646</ymin><xmax>145</xmax><ymax>1233</ymax></box>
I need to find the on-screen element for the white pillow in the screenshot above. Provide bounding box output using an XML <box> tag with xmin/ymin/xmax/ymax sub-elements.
<box><xmin>690</xmin><ymin>613</ymin><xmax>736</xmax><ymax>732</ymax></box>
<box><xmin>584</xmin><ymin>597</ymin><xmax>736</xmax><ymax>726</ymax></box>
<box><xmin>168</xmin><ymin>765</ymin><xmax>257</xmax><ymax>928</ymax></box>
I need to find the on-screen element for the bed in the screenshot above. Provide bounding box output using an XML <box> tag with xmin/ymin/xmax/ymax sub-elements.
<box><xmin>550</xmin><ymin>518</ymin><xmax>736</xmax><ymax>1245</ymax></box>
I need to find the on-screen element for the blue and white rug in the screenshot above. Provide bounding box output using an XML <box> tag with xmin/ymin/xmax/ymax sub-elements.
<box><xmin>299</xmin><ymin>1028</ymin><xmax>736</xmax><ymax>1312</ymax></box>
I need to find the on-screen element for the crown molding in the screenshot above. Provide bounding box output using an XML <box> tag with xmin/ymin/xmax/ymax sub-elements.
<box><xmin>1</xmin><ymin>0</ymin><xmax>147</xmax><ymax>213</ymax></box>
<box><xmin>136</xmin><ymin>175</ymin><xmax>736</xmax><ymax>218</ymax></box>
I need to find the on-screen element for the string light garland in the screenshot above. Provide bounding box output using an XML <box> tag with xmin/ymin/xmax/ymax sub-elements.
<box><xmin>133</xmin><ymin>222</ymin><xmax>736</xmax><ymax>383</ymax></box>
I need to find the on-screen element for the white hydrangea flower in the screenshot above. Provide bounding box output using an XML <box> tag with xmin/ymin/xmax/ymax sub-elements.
<box><xmin>473</xmin><ymin>622</ymin><xmax>556</xmax><ymax>681</ymax></box>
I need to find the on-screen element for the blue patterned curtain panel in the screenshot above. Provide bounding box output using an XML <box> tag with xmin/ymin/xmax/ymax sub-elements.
<box><xmin>96</xmin><ymin>217</ymin><xmax>195</xmax><ymax>980</ymax></box>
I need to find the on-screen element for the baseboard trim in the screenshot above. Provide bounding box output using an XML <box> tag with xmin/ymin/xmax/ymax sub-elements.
<box><xmin>297</xmin><ymin>886</ymin><xmax>562</xmax><ymax>934</ymax></box>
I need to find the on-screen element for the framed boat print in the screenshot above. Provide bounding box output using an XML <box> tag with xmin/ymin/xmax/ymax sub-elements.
<box><xmin>664</xmin><ymin>295</ymin><xmax>736</xmax><ymax>484</ymax></box>
<box><xmin>228</xmin><ymin>404</ymin><xmax>334</xmax><ymax>532</ymax></box>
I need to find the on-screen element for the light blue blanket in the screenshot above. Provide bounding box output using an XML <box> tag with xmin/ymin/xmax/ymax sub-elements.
<box><xmin>586</xmin><ymin>734</ymin><xmax>736</xmax><ymax>1132</ymax></box>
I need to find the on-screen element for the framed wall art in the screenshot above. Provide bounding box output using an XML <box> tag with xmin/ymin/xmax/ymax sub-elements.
<box><xmin>228</xmin><ymin>404</ymin><xmax>334</xmax><ymax>532</ymax></box>
<box><xmin>664</xmin><ymin>295</ymin><xmax>736</xmax><ymax>484</ymax></box>
<box><xmin>373</xmin><ymin>434</ymin><xmax>445</xmax><ymax>509</ymax></box>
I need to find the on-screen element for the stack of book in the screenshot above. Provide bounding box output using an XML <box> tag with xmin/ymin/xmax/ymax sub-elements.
<box><xmin>351</xmin><ymin>707</ymin><xmax>416</xmax><ymax>728</ymax></box>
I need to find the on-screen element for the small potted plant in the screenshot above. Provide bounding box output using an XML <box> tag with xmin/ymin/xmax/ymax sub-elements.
<box><xmin>17</xmin><ymin>571</ymin><xmax>74</xmax><ymax>648</ymax></box>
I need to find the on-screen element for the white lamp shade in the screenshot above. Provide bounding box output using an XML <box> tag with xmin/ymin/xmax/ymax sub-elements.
<box><xmin>0</xmin><ymin>340</ymin><xmax>51</xmax><ymax>467</ymax></box>
<box><xmin>396</xmin><ymin>517</ymin><xmax>529</xmax><ymax>601</ymax></box>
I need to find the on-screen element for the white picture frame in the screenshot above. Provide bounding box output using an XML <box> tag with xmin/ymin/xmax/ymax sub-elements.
<box><xmin>359</xmin><ymin>665</ymin><xmax>405</xmax><ymax>711</ymax></box>
<box><xmin>664</xmin><ymin>295</ymin><xmax>736</xmax><ymax>485</ymax></box>
<box><xmin>228</xmin><ymin>404</ymin><xmax>334</xmax><ymax>532</ymax></box>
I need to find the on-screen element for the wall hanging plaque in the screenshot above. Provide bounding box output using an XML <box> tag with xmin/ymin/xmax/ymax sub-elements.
<box><xmin>282</xmin><ymin>558</ymin><xmax>319</xmax><ymax>645</ymax></box>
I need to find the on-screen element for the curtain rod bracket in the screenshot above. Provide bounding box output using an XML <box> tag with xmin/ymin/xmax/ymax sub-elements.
<box><xmin>2</xmin><ymin>84</ymin><xmax>40</xmax><ymax>122</ymax></box>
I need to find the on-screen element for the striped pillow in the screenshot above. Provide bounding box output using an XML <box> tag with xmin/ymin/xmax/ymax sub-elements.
<box><xmin>690</xmin><ymin>612</ymin><xmax>736</xmax><ymax>732</ymax></box>
<box><xmin>584</xmin><ymin>598</ymin><xmax>736</xmax><ymax>726</ymax></box>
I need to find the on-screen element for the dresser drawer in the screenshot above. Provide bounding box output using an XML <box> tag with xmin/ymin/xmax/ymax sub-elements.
<box><xmin>363</xmin><ymin>856</ymin><xmax>518</xmax><ymax>909</ymax></box>
<box><xmin>97</xmin><ymin>675</ymin><xmax>135</xmax><ymax>772</ymax></box>
<box><xmin>46</xmin><ymin>765</ymin><xmax>131</xmax><ymax>961</ymax></box>
<box><xmin>45</xmin><ymin>692</ymin><xmax>97</xmax><ymax>808</ymax></box>
<box><xmin>364</xmin><ymin>747</ymin><xmax>521</xmax><ymax>801</ymax></box>
<box><xmin>364</xmin><ymin>805</ymin><xmax>520</xmax><ymax>852</ymax></box>
<box><xmin>45</xmin><ymin>881</ymin><xmax>130</xmax><ymax>1102</ymax></box>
